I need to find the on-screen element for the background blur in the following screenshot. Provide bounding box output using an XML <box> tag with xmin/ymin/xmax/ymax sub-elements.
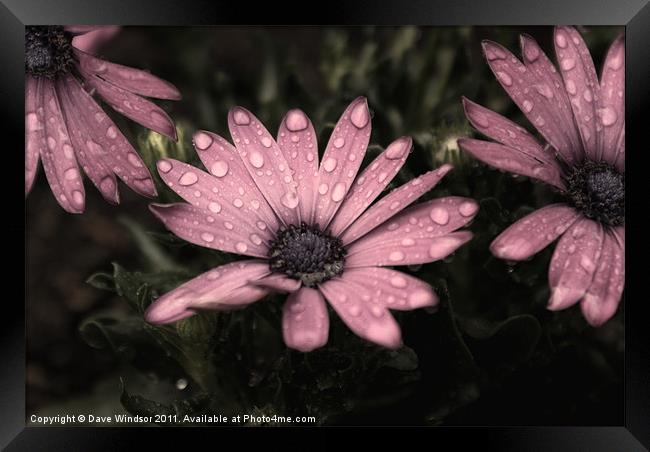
<box><xmin>26</xmin><ymin>26</ymin><xmax>624</xmax><ymax>425</ymax></box>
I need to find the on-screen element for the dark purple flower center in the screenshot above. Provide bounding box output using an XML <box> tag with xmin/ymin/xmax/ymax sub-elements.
<box><xmin>268</xmin><ymin>223</ymin><xmax>346</xmax><ymax>287</ymax></box>
<box><xmin>566</xmin><ymin>161</ymin><xmax>624</xmax><ymax>226</ymax></box>
<box><xmin>25</xmin><ymin>26</ymin><xmax>75</xmax><ymax>77</ymax></box>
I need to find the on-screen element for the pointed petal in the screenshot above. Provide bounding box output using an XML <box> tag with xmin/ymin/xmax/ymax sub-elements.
<box><xmin>320</xmin><ymin>278</ymin><xmax>402</xmax><ymax>349</ymax></box>
<box><xmin>80</xmin><ymin>67</ymin><xmax>177</xmax><ymax>139</ymax></box>
<box><xmin>328</xmin><ymin>137</ymin><xmax>412</xmax><ymax>238</ymax></box>
<box><xmin>482</xmin><ymin>39</ymin><xmax>580</xmax><ymax>164</ymax></box>
<box><xmin>192</xmin><ymin>130</ymin><xmax>282</xmax><ymax>235</ymax></box>
<box><xmin>346</xmin><ymin>197</ymin><xmax>478</xmax><ymax>267</ymax></box>
<box><xmin>333</xmin><ymin>267</ymin><xmax>438</xmax><ymax>310</ymax></box>
<box><xmin>25</xmin><ymin>76</ymin><xmax>42</xmax><ymax>195</ymax></box>
<box><xmin>462</xmin><ymin>97</ymin><xmax>554</xmax><ymax>165</ymax></box>
<box><xmin>548</xmin><ymin>218</ymin><xmax>604</xmax><ymax>311</ymax></box>
<box><xmin>312</xmin><ymin>97</ymin><xmax>371</xmax><ymax>229</ymax></box>
<box><xmin>458</xmin><ymin>138</ymin><xmax>565</xmax><ymax>189</ymax></box>
<box><xmin>39</xmin><ymin>79</ymin><xmax>85</xmax><ymax>213</ymax></box>
<box><xmin>150</xmin><ymin>202</ymin><xmax>269</xmax><ymax>258</ymax></box>
<box><xmin>228</xmin><ymin>107</ymin><xmax>301</xmax><ymax>225</ymax></box>
<box><xmin>490</xmin><ymin>204</ymin><xmax>580</xmax><ymax>261</ymax></box>
<box><xmin>71</xmin><ymin>26</ymin><xmax>120</xmax><ymax>54</ymax></box>
<box><xmin>276</xmin><ymin>109</ymin><xmax>319</xmax><ymax>222</ymax></box>
<box><xmin>63</xmin><ymin>74</ymin><xmax>156</xmax><ymax>198</ymax></box>
<box><xmin>554</xmin><ymin>26</ymin><xmax>601</xmax><ymax>160</ymax></box>
<box><xmin>144</xmin><ymin>260</ymin><xmax>270</xmax><ymax>324</ymax></box>
<box><xmin>340</xmin><ymin>164</ymin><xmax>453</xmax><ymax>245</ymax></box>
<box><xmin>254</xmin><ymin>274</ymin><xmax>302</xmax><ymax>293</ymax></box>
<box><xmin>581</xmin><ymin>229</ymin><xmax>624</xmax><ymax>326</ymax></box>
<box><xmin>599</xmin><ymin>34</ymin><xmax>625</xmax><ymax>167</ymax></box>
<box><xmin>75</xmin><ymin>49</ymin><xmax>180</xmax><ymax>100</ymax></box>
<box><xmin>282</xmin><ymin>288</ymin><xmax>329</xmax><ymax>352</ymax></box>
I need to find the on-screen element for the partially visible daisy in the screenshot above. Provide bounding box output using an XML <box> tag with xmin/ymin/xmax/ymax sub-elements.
<box><xmin>459</xmin><ymin>26</ymin><xmax>624</xmax><ymax>326</ymax></box>
<box><xmin>144</xmin><ymin>97</ymin><xmax>478</xmax><ymax>351</ymax></box>
<box><xmin>25</xmin><ymin>26</ymin><xmax>180</xmax><ymax>212</ymax></box>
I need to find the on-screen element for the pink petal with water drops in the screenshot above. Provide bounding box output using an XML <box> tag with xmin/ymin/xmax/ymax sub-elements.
<box><xmin>192</xmin><ymin>130</ymin><xmax>282</xmax><ymax>236</ymax></box>
<box><xmin>25</xmin><ymin>76</ymin><xmax>41</xmax><ymax>195</ymax></box>
<box><xmin>319</xmin><ymin>279</ymin><xmax>402</xmax><ymax>349</ymax></box>
<box><xmin>547</xmin><ymin>218</ymin><xmax>604</xmax><ymax>311</ymax></box>
<box><xmin>482</xmin><ymin>40</ymin><xmax>579</xmax><ymax>165</ymax></box>
<box><xmin>346</xmin><ymin>230</ymin><xmax>472</xmax><ymax>268</ymax></box>
<box><xmin>458</xmin><ymin>138</ymin><xmax>565</xmax><ymax>189</ymax></box>
<box><xmin>145</xmin><ymin>260</ymin><xmax>270</xmax><ymax>324</ymax></box>
<box><xmin>276</xmin><ymin>109</ymin><xmax>319</xmax><ymax>223</ymax></box>
<box><xmin>490</xmin><ymin>204</ymin><xmax>580</xmax><ymax>261</ymax></box>
<box><xmin>462</xmin><ymin>97</ymin><xmax>554</xmax><ymax>165</ymax></box>
<box><xmin>56</xmin><ymin>78</ymin><xmax>119</xmax><ymax>203</ymax></box>
<box><xmin>346</xmin><ymin>196</ymin><xmax>478</xmax><ymax>266</ymax></box>
<box><xmin>150</xmin><ymin>202</ymin><xmax>270</xmax><ymax>258</ymax></box>
<box><xmin>75</xmin><ymin>49</ymin><xmax>181</xmax><ymax>100</ymax></box>
<box><xmin>282</xmin><ymin>288</ymin><xmax>329</xmax><ymax>352</ymax></box>
<box><xmin>340</xmin><ymin>164</ymin><xmax>453</xmax><ymax>245</ymax></box>
<box><xmin>39</xmin><ymin>79</ymin><xmax>85</xmax><ymax>213</ymax></box>
<box><xmin>228</xmin><ymin>107</ymin><xmax>301</xmax><ymax>225</ymax></box>
<box><xmin>156</xmin><ymin>157</ymin><xmax>277</xmax><ymax>244</ymax></box>
<box><xmin>80</xmin><ymin>69</ymin><xmax>177</xmax><ymax>140</ymax></box>
<box><xmin>554</xmin><ymin>26</ymin><xmax>602</xmax><ymax>160</ymax></box>
<box><xmin>63</xmin><ymin>74</ymin><xmax>156</xmax><ymax>198</ymax></box>
<box><xmin>518</xmin><ymin>34</ymin><xmax>584</xmax><ymax>159</ymax></box>
<box><xmin>254</xmin><ymin>274</ymin><xmax>302</xmax><ymax>293</ymax></box>
<box><xmin>335</xmin><ymin>267</ymin><xmax>438</xmax><ymax>310</ymax></box>
<box><xmin>599</xmin><ymin>33</ymin><xmax>625</xmax><ymax>167</ymax></box>
<box><xmin>328</xmin><ymin>136</ymin><xmax>412</xmax><ymax>238</ymax></box>
<box><xmin>71</xmin><ymin>26</ymin><xmax>120</xmax><ymax>54</ymax></box>
<box><xmin>581</xmin><ymin>228</ymin><xmax>624</xmax><ymax>326</ymax></box>
<box><xmin>312</xmin><ymin>97</ymin><xmax>371</xmax><ymax>229</ymax></box>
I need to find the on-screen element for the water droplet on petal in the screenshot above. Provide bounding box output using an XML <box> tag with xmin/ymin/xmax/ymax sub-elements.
<box><xmin>333</xmin><ymin>137</ymin><xmax>345</xmax><ymax>149</ymax></box>
<box><xmin>331</xmin><ymin>182</ymin><xmax>346</xmax><ymax>202</ymax></box>
<box><xmin>106</xmin><ymin>126</ymin><xmax>117</xmax><ymax>139</ymax></box>
<box><xmin>350</xmin><ymin>100</ymin><xmax>369</xmax><ymax>128</ymax></box>
<box><xmin>348</xmin><ymin>305</ymin><xmax>362</xmax><ymax>317</ymax></box>
<box><xmin>250</xmin><ymin>233</ymin><xmax>262</xmax><ymax>245</ymax></box>
<box><xmin>523</xmin><ymin>42</ymin><xmax>540</xmax><ymax>62</ymax></box>
<box><xmin>566</xmin><ymin>80</ymin><xmax>577</xmax><ymax>95</ymax></box>
<box><xmin>281</xmin><ymin>191</ymin><xmax>299</xmax><ymax>209</ymax></box>
<box><xmin>583</xmin><ymin>89</ymin><xmax>593</xmax><ymax>102</ymax></box>
<box><xmin>323</xmin><ymin>157</ymin><xmax>337</xmax><ymax>172</ymax></box>
<box><xmin>459</xmin><ymin>201</ymin><xmax>478</xmax><ymax>217</ymax></box>
<box><xmin>385</xmin><ymin>139</ymin><xmax>410</xmax><ymax>159</ymax></box>
<box><xmin>318</xmin><ymin>183</ymin><xmax>329</xmax><ymax>195</ymax></box>
<box><xmin>260</xmin><ymin>136</ymin><xmax>272</xmax><ymax>148</ymax></box>
<box><xmin>64</xmin><ymin>168</ymin><xmax>79</xmax><ymax>180</ymax></box>
<box><xmin>389</xmin><ymin>251</ymin><xmax>405</xmax><ymax>262</ymax></box>
<box><xmin>496</xmin><ymin>71</ymin><xmax>513</xmax><ymax>86</ymax></box>
<box><xmin>72</xmin><ymin>190</ymin><xmax>84</xmax><ymax>206</ymax></box>
<box><xmin>232</xmin><ymin>108</ymin><xmax>250</xmax><ymax>125</ymax></box>
<box><xmin>429</xmin><ymin>206</ymin><xmax>450</xmax><ymax>225</ymax></box>
<box><xmin>210</xmin><ymin>160</ymin><xmax>229</xmax><ymax>177</ymax></box>
<box><xmin>127</xmin><ymin>153</ymin><xmax>143</xmax><ymax>168</ymax></box>
<box><xmin>401</xmin><ymin>238</ymin><xmax>416</xmax><ymax>246</ymax></box>
<box><xmin>598</xmin><ymin>107</ymin><xmax>617</xmax><ymax>126</ymax></box>
<box><xmin>235</xmin><ymin>242</ymin><xmax>248</xmax><ymax>253</ymax></box>
<box><xmin>285</xmin><ymin>109</ymin><xmax>309</xmax><ymax>131</ymax></box>
<box><xmin>390</xmin><ymin>275</ymin><xmax>408</xmax><ymax>288</ymax></box>
<box><xmin>249</xmin><ymin>151</ymin><xmax>264</xmax><ymax>168</ymax></box>
<box><xmin>233</xmin><ymin>198</ymin><xmax>244</xmax><ymax>208</ymax></box>
<box><xmin>179</xmin><ymin>171</ymin><xmax>198</xmax><ymax>186</ymax></box>
<box><xmin>555</xmin><ymin>32</ymin><xmax>568</xmax><ymax>48</ymax></box>
<box><xmin>561</xmin><ymin>58</ymin><xmax>576</xmax><ymax>70</ymax></box>
<box><xmin>201</xmin><ymin>232</ymin><xmax>215</xmax><ymax>243</ymax></box>
<box><xmin>193</xmin><ymin>131</ymin><xmax>213</xmax><ymax>150</ymax></box>
<box><xmin>208</xmin><ymin>202</ymin><xmax>222</xmax><ymax>213</ymax></box>
<box><xmin>522</xmin><ymin>100</ymin><xmax>534</xmax><ymax>112</ymax></box>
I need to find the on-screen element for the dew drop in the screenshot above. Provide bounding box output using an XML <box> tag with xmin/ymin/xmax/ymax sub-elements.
<box><xmin>496</xmin><ymin>71</ymin><xmax>513</xmax><ymax>86</ymax></box>
<box><xmin>106</xmin><ymin>126</ymin><xmax>117</xmax><ymax>139</ymax></box>
<box><xmin>179</xmin><ymin>171</ymin><xmax>198</xmax><ymax>186</ymax></box>
<box><xmin>385</xmin><ymin>139</ymin><xmax>409</xmax><ymax>159</ymax></box>
<box><xmin>459</xmin><ymin>201</ymin><xmax>478</xmax><ymax>217</ymax></box>
<box><xmin>193</xmin><ymin>131</ymin><xmax>213</xmax><ymax>150</ymax></box>
<box><xmin>598</xmin><ymin>107</ymin><xmax>617</xmax><ymax>126</ymax></box>
<box><xmin>127</xmin><ymin>153</ymin><xmax>143</xmax><ymax>168</ymax></box>
<box><xmin>261</xmin><ymin>136</ymin><xmax>273</xmax><ymax>148</ymax></box>
<box><xmin>318</xmin><ymin>183</ymin><xmax>329</xmax><ymax>195</ymax></box>
<box><xmin>390</xmin><ymin>275</ymin><xmax>408</xmax><ymax>288</ymax></box>
<box><xmin>333</xmin><ymin>137</ymin><xmax>345</xmax><ymax>149</ymax></box>
<box><xmin>157</xmin><ymin>160</ymin><xmax>172</xmax><ymax>173</ymax></box>
<box><xmin>350</xmin><ymin>100</ymin><xmax>369</xmax><ymax>128</ymax></box>
<box><xmin>224</xmin><ymin>221</ymin><xmax>234</xmax><ymax>230</ymax></box>
<box><xmin>566</xmin><ymin>79</ymin><xmax>577</xmax><ymax>95</ymax></box>
<box><xmin>72</xmin><ymin>190</ymin><xmax>84</xmax><ymax>206</ymax></box>
<box><xmin>323</xmin><ymin>157</ymin><xmax>337</xmax><ymax>172</ymax></box>
<box><xmin>348</xmin><ymin>305</ymin><xmax>362</xmax><ymax>317</ymax></box>
<box><xmin>285</xmin><ymin>109</ymin><xmax>308</xmax><ymax>131</ymax></box>
<box><xmin>331</xmin><ymin>182</ymin><xmax>346</xmax><ymax>202</ymax></box>
<box><xmin>233</xmin><ymin>198</ymin><xmax>243</xmax><ymax>208</ymax></box>
<box><xmin>64</xmin><ymin>168</ymin><xmax>79</xmax><ymax>180</ymax></box>
<box><xmin>249</xmin><ymin>151</ymin><xmax>264</xmax><ymax>168</ymax></box>
<box><xmin>232</xmin><ymin>108</ymin><xmax>251</xmax><ymax>125</ymax></box>
<box><xmin>389</xmin><ymin>251</ymin><xmax>405</xmax><ymax>262</ymax></box>
<box><xmin>556</xmin><ymin>32</ymin><xmax>568</xmax><ymax>48</ymax></box>
<box><xmin>210</xmin><ymin>160</ymin><xmax>229</xmax><ymax>177</ymax></box>
<box><xmin>201</xmin><ymin>232</ymin><xmax>215</xmax><ymax>243</ymax></box>
<box><xmin>561</xmin><ymin>58</ymin><xmax>576</xmax><ymax>70</ymax></box>
<box><xmin>401</xmin><ymin>238</ymin><xmax>416</xmax><ymax>246</ymax></box>
<box><xmin>522</xmin><ymin>100</ymin><xmax>534</xmax><ymax>113</ymax></box>
<box><xmin>429</xmin><ymin>206</ymin><xmax>450</xmax><ymax>225</ymax></box>
<box><xmin>281</xmin><ymin>191</ymin><xmax>299</xmax><ymax>209</ymax></box>
<box><xmin>250</xmin><ymin>233</ymin><xmax>263</xmax><ymax>245</ymax></box>
<box><xmin>523</xmin><ymin>42</ymin><xmax>540</xmax><ymax>62</ymax></box>
<box><xmin>208</xmin><ymin>201</ymin><xmax>222</xmax><ymax>213</ymax></box>
<box><xmin>235</xmin><ymin>242</ymin><xmax>248</xmax><ymax>253</ymax></box>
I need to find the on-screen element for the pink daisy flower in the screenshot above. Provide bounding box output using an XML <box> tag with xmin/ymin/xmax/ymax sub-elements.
<box><xmin>25</xmin><ymin>26</ymin><xmax>181</xmax><ymax>213</ymax></box>
<box><xmin>458</xmin><ymin>26</ymin><xmax>624</xmax><ymax>326</ymax></box>
<box><xmin>144</xmin><ymin>97</ymin><xmax>478</xmax><ymax>351</ymax></box>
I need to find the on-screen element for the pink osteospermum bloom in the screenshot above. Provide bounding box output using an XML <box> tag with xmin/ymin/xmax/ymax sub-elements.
<box><xmin>458</xmin><ymin>26</ymin><xmax>624</xmax><ymax>327</ymax></box>
<box><xmin>25</xmin><ymin>26</ymin><xmax>181</xmax><ymax>213</ymax></box>
<box><xmin>144</xmin><ymin>97</ymin><xmax>479</xmax><ymax>351</ymax></box>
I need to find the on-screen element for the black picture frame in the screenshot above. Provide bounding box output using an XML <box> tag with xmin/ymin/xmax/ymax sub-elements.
<box><xmin>4</xmin><ymin>0</ymin><xmax>649</xmax><ymax>449</ymax></box>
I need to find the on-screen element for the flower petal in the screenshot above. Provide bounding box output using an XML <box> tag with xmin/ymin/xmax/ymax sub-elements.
<box><xmin>71</xmin><ymin>26</ymin><xmax>120</xmax><ymax>54</ymax></box>
<box><xmin>282</xmin><ymin>288</ymin><xmax>329</xmax><ymax>352</ymax></box>
<box><xmin>346</xmin><ymin>196</ymin><xmax>478</xmax><ymax>266</ymax></box>
<box><xmin>462</xmin><ymin>97</ymin><xmax>554</xmax><ymax>165</ymax></box>
<box><xmin>482</xmin><ymin>40</ymin><xmax>580</xmax><ymax>164</ymax></box>
<box><xmin>75</xmin><ymin>49</ymin><xmax>181</xmax><ymax>100</ymax></box>
<box><xmin>276</xmin><ymin>109</ymin><xmax>319</xmax><ymax>223</ymax></box>
<box><xmin>150</xmin><ymin>202</ymin><xmax>269</xmax><ymax>258</ymax></box>
<box><xmin>548</xmin><ymin>218</ymin><xmax>604</xmax><ymax>311</ymax></box>
<box><xmin>39</xmin><ymin>79</ymin><xmax>86</xmax><ymax>213</ymax></box>
<box><xmin>63</xmin><ymin>74</ymin><xmax>156</xmax><ymax>198</ymax></box>
<box><xmin>340</xmin><ymin>164</ymin><xmax>453</xmax><ymax>245</ymax></box>
<box><xmin>458</xmin><ymin>138</ymin><xmax>565</xmax><ymax>189</ymax></box>
<box><xmin>320</xmin><ymin>278</ymin><xmax>402</xmax><ymax>349</ymax></box>
<box><xmin>328</xmin><ymin>137</ymin><xmax>412</xmax><ymax>238</ymax></box>
<box><xmin>80</xmin><ymin>67</ymin><xmax>177</xmax><ymax>140</ymax></box>
<box><xmin>254</xmin><ymin>274</ymin><xmax>302</xmax><ymax>293</ymax></box>
<box><xmin>554</xmin><ymin>26</ymin><xmax>601</xmax><ymax>160</ymax></box>
<box><xmin>333</xmin><ymin>267</ymin><xmax>438</xmax><ymax>310</ymax></box>
<box><xmin>191</xmin><ymin>130</ymin><xmax>282</xmax><ymax>235</ymax></box>
<box><xmin>581</xmin><ymin>228</ymin><xmax>624</xmax><ymax>326</ymax></box>
<box><xmin>490</xmin><ymin>204</ymin><xmax>580</xmax><ymax>261</ymax></box>
<box><xmin>346</xmin><ymin>231</ymin><xmax>473</xmax><ymax>268</ymax></box>
<box><xmin>144</xmin><ymin>260</ymin><xmax>270</xmax><ymax>324</ymax></box>
<box><xmin>312</xmin><ymin>97</ymin><xmax>371</xmax><ymax>229</ymax></box>
<box><xmin>599</xmin><ymin>33</ymin><xmax>625</xmax><ymax>167</ymax></box>
<box><xmin>25</xmin><ymin>76</ymin><xmax>42</xmax><ymax>195</ymax></box>
<box><xmin>228</xmin><ymin>107</ymin><xmax>301</xmax><ymax>225</ymax></box>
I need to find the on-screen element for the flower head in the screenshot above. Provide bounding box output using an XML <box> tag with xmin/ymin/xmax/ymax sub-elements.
<box><xmin>25</xmin><ymin>26</ymin><xmax>181</xmax><ymax>212</ymax></box>
<box><xmin>145</xmin><ymin>98</ymin><xmax>478</xmax><ymax>351</ymax></box>
<box><xmin>458</xmin><ymin>27</ymin><xmax>624</xmax><ymax>326</ymax></box>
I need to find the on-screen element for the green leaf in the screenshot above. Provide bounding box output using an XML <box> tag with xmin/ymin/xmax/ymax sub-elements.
<box><xmin>85</xmin><ymin>272</ymin><xmax>116</xmax><ymax>292</ymax></box>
